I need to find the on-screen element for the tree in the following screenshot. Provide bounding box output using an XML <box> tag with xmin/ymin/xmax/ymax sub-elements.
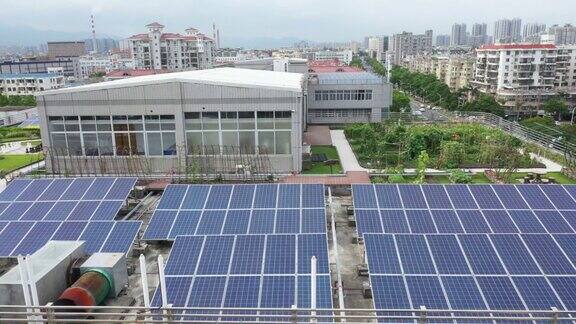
<box><xmin>391</xmin><ymin>90</ymin><xmax>411</xmax><ymax>112</ymax></box>
<box><xmin>543</xmin><ymin>97</ymin><xmax>568</xmax><ymax>121</ymax></box>
<box><xmin>464</xmin><ymin>94</ymin><xmax>505</xmax><ymax>117</ymax></box>
<box><xmin>349</xmin><ymin>56</ymin><xmax>363</xmax><ymax>69</ymax></box>
<box><xmin>414</xmin><ymin>150</ymin><xmax>429</xmax><ymax>184</ymax></box>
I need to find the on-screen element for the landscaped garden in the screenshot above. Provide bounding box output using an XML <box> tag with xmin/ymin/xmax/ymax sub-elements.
<box><xmin>302</xmin><ymin>145</ymin><xmax>343</xmax><ymax>174</ymax></box>
<box><xmin>0</xmin><ymin>153</ymin><xmax>44</xmax><ymax>175</ymax></box>
<box><xmin>0</xmin><ymin>127</ymin><xmax>41</xmax><ymax>144</ymax></box>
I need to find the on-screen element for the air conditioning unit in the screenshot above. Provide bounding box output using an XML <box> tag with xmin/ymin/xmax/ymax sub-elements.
<box><xmin>357</xmin><ymin>264</ymin><xmax>369</xmax><ymax>277</ymax></box>
<box><xmin>362</xmin><ymin>282</ymin><xmax>372</xmax><ymax>299</ymax></box>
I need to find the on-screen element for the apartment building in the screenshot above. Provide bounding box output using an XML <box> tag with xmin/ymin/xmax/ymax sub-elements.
<box><xmin>402</xmin><ymin>55</ymin><xmax>473</xmax><ymax>90</ymax></box>
<box><xmin>312</xmin><ymin>50</ymin><xmax>354</xmax><ymax>65</ymax></box>
<box><xmin>367</xmin><ymin>36</ymin><xmax>388</xmax><ymax>61</ymax></box>
<box><xmin>389</xmin><ymin>30</ymin><xmax>433</xmax><ymax>64</ymax></box>
<box><xmin>543</xmin><ymin>24</ymin><xmax>576</xmax><ymax>45</ymax></box>
<box><xmin>0</xmin><ymin>73</ymin><xmax>65</xmax><ymax>95</ymax></box>
<box><xmin>78</xmin><ymin>55</ymin><xmax>136</xmax><ymax>79</ymax></box>
<box><xmin>469</xmin><ymin>23</ymin><xmax>488</xmax><ymax>47</ymax></box>
<box><xmin>451</xmin><ymin>24</ymin><xmax>467</xmax><ymax>46</ymax></box>
<box><xmin>435</xmin><ymin>35</ymin><xmax>451</xmax><ymax>47</ymax></box>
<box><xmin>494</xmin><ymin>18</ymin><xmax>522</xmax><ymax>44</ymax></box>
<box><xmin>127</xmin><ymin>22</ymin><xmax>215</xmax><ymax>71</ymax></box>
<box><xmin>523</xmin><ymin>23</ymin><xmax>547</xmax><ymax>43</ymax></box>
<box><xmin>47</xmin><ymin>41</ymin><xmax>86</xmax><ymax>59</ymax></box>
<box><xmin>472</xmin><ymin>43</ymin><xmax>576</xmax><ymax>112</ymax></box>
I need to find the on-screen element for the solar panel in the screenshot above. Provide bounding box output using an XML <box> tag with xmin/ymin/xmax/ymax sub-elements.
<box><xmin>398</xmin><ymin>185</ymin><xmax>427</xmax><ymax>208</ymax></box>
<box><xmin>441</xmin><ymin>276</ymin><xmax>487</xmax><ymax>310</ymax></box>
<box><xmin>144</xmin><ymin>184</ymin><xmax>326</xmax><ymax>240</ymax></box>
<box><xmin>513</xmin><ymin>276</ymin><xmax>564</xmax><ymax>310</ymax></box>
<box><xmin>476</xmin><ymin>277</ymin><xmax>525</xmax><ymax>310</ymax></box>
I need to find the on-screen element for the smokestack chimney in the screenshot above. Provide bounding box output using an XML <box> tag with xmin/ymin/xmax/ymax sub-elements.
<box><xmin>91</xmin><ymin>15</ymin><xmax>98</xmax><ymax>54</ymax></box>
<box><xmin>216</xmin><ymin>29</ymin><xmax>220</xmax><ymax>49</ymax></box>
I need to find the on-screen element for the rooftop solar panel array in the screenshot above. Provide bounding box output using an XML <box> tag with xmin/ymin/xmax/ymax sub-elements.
<box><xmin>143</xmin><ymin>184</ymin><xmax>326</xmax><ymax>240</ymax></box>
<box><xmin>0</xmin><ymin>177</ymin><xmax>140</xmax><ymax>257</ymax></box>
<box><xmin>353</xmin><ymin>184</ymin><xmax>576</xmax><ymax>319</ymax></box>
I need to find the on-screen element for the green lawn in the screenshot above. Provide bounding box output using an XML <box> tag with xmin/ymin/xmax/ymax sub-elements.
<box><xmin>20</xmin><ymin>140</ymin><xmax>42</xmax><ymax>146</ymax></box>
<box><xmin>505</xmin><ymin>172</ymin><xmax>576</xmax><ymax>184</ymax></box>
<box><xmin>0</xmin><ymin>154</ymin><xmax>44</xmax><ymax>173</ymax></box>
<box><xmin>471</xmin><ymin>173</ymin><xmax>492</xmax><ymax>183</ymax></box>
<box><xmin>302</xmin><ymin>145</ymin><xmax>343</xmax><ymax>174</ymax></box>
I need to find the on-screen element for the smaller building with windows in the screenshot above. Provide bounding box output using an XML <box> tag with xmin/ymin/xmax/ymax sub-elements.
<box><xmin>36</xmin><ymin>68</ymin><xmax>305</xmax><ymax>175</ymax></box>
<box><xmin>307</xmin><ymin>72</ymin><xmax>392</xmax><ymax>124</ymax></box>
<box><xmin>0</xmin><ymin>73</ymin><xmax>65</xmax><ymax>95</ymax></box>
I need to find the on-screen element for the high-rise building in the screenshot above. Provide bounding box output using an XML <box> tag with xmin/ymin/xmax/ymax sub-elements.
<box><xmin>127</xmin><ymin>22</ymin><xmax>215</xmax><ymax>71</ymax></box>
<box><xmin>367</xmin><ymin>36</ymin><xmax>388</xmax><ymax>60</ymax></box>
<box><xmin>389</xmin><ymin>30</ymin><xmax>433</xmax><ymax>64</ymax></box>
<box><xmin>523</xmin><ymin>23</ymin><xmax>547</xmax><ymax>43</ymax></box>
<box><xmin>494</xmin><ymin>18</ymin><xmax>522</xmax><ymax>43</ymax></box>
<box><xmin>47</xmin><ymin>41</ymin><xmax>86</xmax><ymax>59</ymax></box>
<box><xmin>469</xmin><ymin>23</ymin><xmax>488</xmax><ymax>47</ymax></box>
<box><xmin>451</xmin><ymin>23</ymin><xmax>467</xmax><ymax>46</ymax></box>
<box><xmin>435</xmin><ymin>35</ymin><xmax>451</xmax><ymax>47</ymax></box>
<box><xmin>543</xmin><ymin>24</ymin><xmax>576</xmax><ymax>45</ymax></box>
<box><xmin>84</xmin><ymin>38</ymin><xmax>120</xmax><ymax>54</ymax></box>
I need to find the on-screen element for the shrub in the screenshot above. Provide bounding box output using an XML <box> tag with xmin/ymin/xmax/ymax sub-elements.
<box><xmin>450</xmin><ymin>170</ymin><xmax>472</xmax><ymax>183</ymax></box>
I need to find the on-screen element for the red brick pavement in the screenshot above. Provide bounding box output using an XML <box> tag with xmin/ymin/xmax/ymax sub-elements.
<box><xmin>303</xmin><ymin>126</ymin><xmax>332</xmax><ymax>146</ymax></box>
<box><xmin>279</xmin><ymin>171</ymin><xmax>370</xmax><ymax>185</ymax></box>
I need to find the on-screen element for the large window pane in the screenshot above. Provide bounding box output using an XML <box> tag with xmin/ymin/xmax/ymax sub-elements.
<box><xmin>221</xmin><ymin>132</ymin><xmax>238</xmax><ymax>148</ymax></box>
<box><xmin>184</xmin><ymin>112</ymin><xmax>201</xmax><ymax>130</ymax></box>
<box><xmin>162</xmin><ymin>133</ymin><xmax>177</xmax><ymax>156</ymax></box>
<box><xmin>98</xmin><ymin>133</ymin><xmax>113</xmax><ymax>156</ymax></box>
<box><xmin>147</xmin><ymin>133</ymin><xmax>162</xmax><ymax>156</ymax></box>
<box><xmin>275</xmin><ymin>131</ymin><xmax>291</xmax><ymax>154</ymax></box>
<box><xmin>49</xmin><ymin>116</ymin><xmax>64</xmax><ymax>132</ymax></box>
<box><xmin>80</xmin><ymin>116</ymin><xmax>96</xmax><ymax>132</ymax></box>
<box><xmin>128</xmin><ymin>115</ymin><xmax>143</xmax><ymax>131</ymax></box>
<box><xmin>221</xmin><ymin>112</ymin><xmax>238</xmax><ymax>130</ymax></box>
<box><xmin>66</xmin><ymin>133</ymin><xmax>82</xmax><ymax>156</ymax></box>
<box><xmin>115</xmin><ymin>133</ymin><xmax>130</xmax><ymax>155</ymax></box>
<box><xmin>203</xmin><ymin>131</ymin><xmax>220</xmax><ymax>153</ymax></box>
<box><xmin>83</xmin><ymin>133</ymin><xmax>98</xmax><ymax>156</ymax></box>
<box><xmin>96</xmin><ymin>116</ymin><xmax>111</xmax><ymax>131</ymax></box>
<box><xmin>238</xmin><ymin>112</ymin><xmax>254</xmax><ymax>130</ymax></box>
<box><xmin>130</xmin><ymin>133</ymin><xmax>145</xmax><ymax>155</ymax></box>
<box><xmin>160</xmin><ymin>115</ymin><xmax>175</xmax><ymax>131</ymax></box>
<box><xmin>202</xmin><ymin>112</ymin><xmax>219</xmax><ymax>130</ymax></box>
<box><xmin>257</xmin><ymin>111</ymin><xmax>274</xmax><ymax>129</ymax></box>
<box><xmin>186</xmin><ymin>132</ymin><xmax>203</xmax><ymax>154</ymax></box>
<box><xmin>258</xmin><ymin>131</ymin><xmax>275</xmax><ymax>154</ymax></box>
<box><xmin>145</xmin><ymin>115</ymin><xmax>160</xmax><ymax>131</ymax></box>
<box><xmin>275</xmin><ymin>111</ymin><xmax>292</xmax><ymax>129</ymax></box>
<box><xmin>113</xmin><ymin>116</ymin><xmax>128</xmax><ymax>131</ymax></box>
<box><xmin>239</xmin><ymin>131</ymin><xmax>255</xmax><ymax>154</ymax></box>
<box><xmin>64</xmin><ymin>116</ymin><xmax>79</xmax><ymax>132</ymax></box>
<box><xmin>51</xmin><ymin>133</ymin><xmax>67</xmax><ymax>153</ymax></box>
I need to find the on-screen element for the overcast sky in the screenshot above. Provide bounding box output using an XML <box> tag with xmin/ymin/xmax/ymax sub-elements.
<box><xmin>0</xmin><ymin>0</ymin><xmax>574</xmax><ymax>44</ymax></box>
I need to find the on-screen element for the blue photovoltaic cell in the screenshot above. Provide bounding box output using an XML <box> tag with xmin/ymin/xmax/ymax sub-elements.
<box><xmin>83</xmin><ymin>177</ymin><xmax>115</xmax><ymax>200</ymax></box>
<box><xmin>468</xmin><ymin>185</ymin><xmax>503</xmax><ymax>209</ymax></box>
<box><xmin>152</xmin><ymin>277</ymin><xmax>193</xmax><ymax>307</ymax></box>
<box><xmin>490</xmin><ymin>234</ymin><xmax>541</xmax><ymax>274</ymax></box>
<box><xmin>0</xmin><ymin>221</ymin><xmax>7</xmax><ymax>233</ymax></box>
<box><xmin>395</xmin><ymin>234</ymin><xmax>436</xmax><ymax>274</ymax></box>
<box><xmin>264</xmin><ymin>235</ymin><xmax>295</xmax><ymax>274</ymax></box>
<box><xmin>15</xmin><ymin>179</ymin><xmax>52</xmax><ymax>201</ymax></box>
<box><xmin>0</xmin><ymin>179</ymin><xmax>32</xmax><ymax>201</ymax></box>
<box><xmin>477</xmin><ymin>277</ymin><xmax>525</xmax><ymax>310</ymax></box>
<box><xmin>79</xmin><ymin>221</ymin><xmax>115</xmax><ymax>253</ymax></box>
<box><xmin>297</xmin><ymin>275</ymin><xmax>333</xmax><ymax>309</ymax></box>
<box><xmin>164</xmin><ymin>236</ymin><xmax>204</xmax><ymax>275</ymax></box>
<box><xmin>513</xmin><ymin>277</ymin><xmax>563</xmax><ymax>310</ymax></box>
<box><xmin>356</xmin><ymin>209</ymin><xmax>382</xmax><ymax>236</ymax></box>
<box><xmin>301</xmin><ymin>209</ymin><xmax>325</xmax><ymax>234</ymax></box>
<box><xmin>181</xmin><ymin>185</ymin><xmax>210</xmax><ymax>209</ymax></box>
<box><xmin>230</xmin><ymin>235</ymin><xmax>265</xmax><ymax>274</ymax></box>
<box><xmin>353</xmin><ymin>185</ymin><xmax>377</xmax><ymax>208</ymax></box>
<box><xmin>482</xmin><ymin>210</ymin><xmax>518</xmax><ymax>233</ymax></box>
<box><xmin>298</xmin><ymin>234</ymin><xmax>329</xmax><ymax>274</ymax></box>
<box><xmin>0</xmin><ymin>202</ymin><xmax>31</xmax><ymax>220</ymax></box>
<box><xmin>196</xmin><ymin>210</ymin><xmax>226</xmax><ymax>235</ymax></box>
<box><xmin>364</xmin><ymin>234</ymin><xmax>401</xmax><ymax>274</ymax></box>
<box><xmin>533</xmin><ymin>211</ymin><xmax>574</xmax><ymax>233</ymax></box>
<box><xmin>158</xmin><ymin>185</ymin><xmax>188</xmax><ymax>209</ymax></box>
<box><xmin>549</xmin><ymin>277</ymin><xmax>576</xmax><ymax>310</ymax></box>
<box><xmin>261</xmin><ymin>276</ymin><xmax>295</xmax><ymax>308</ymax></box>
<box><xmin>459</xmin><ymin>234</ymin><xmax>506</xmax><ymax>274</ymax></box>
<box><xmin>168</xmin><ymin>210</ymin><xmax>201</xmax><ymax>238</ymax></box>
<box><xmin>0</xmin><ymin>222</ymin><xmax>33</xmax><ymax>256</ymax></box>
<box><xmin>249</xmin><ymin>210</ymin><xmax>275</xmax><ymax>234</ymax></box>
<box><xmin>375</xmin><ymin>185</ymin><xmax>402</xmax><ymax>208</ymax></box>
<box><xmin>398</xmin><ymin>185</ymin><xmax>427</xmax><ymax>208</ymax></box>
<box><xmin>522</xmin><ymin>234</ymin><xmax>576</xmax><ymax>274</ymax></box>
<box><xmin>427</xmin><ymin>235</ymin><xmax>470</xmax><ymax>274</ymax></box>
<box><xmin>441</xmin><ymin>276</ymin><xmax>487</xmax><ymax>309</ymax></box>
<box><xmin>371</xmin><ymin>275</ymin><xmax>411</xmax><ymax>309</ymax></box>
<box><xmin>222</xmin><ymin>210</ymin><xmax>250</xmax><ymax>234</ymax></box>
<box><xmin>253</xmin><ymin>184</ymin><xmax>277</xmax><ymax>208</ymax></box>
<box><xmin>540</xmin><ymin>185</ymin><xmax>576</xmax><ymax>209</ymax></box>
<box><xmin>52</xmin><ymin>221</ymin><xmax>87</xmax><ymax>240</ymax></box>
<box><xmin>60</xmin><ymin>178</ymin><xmax>95</xmax><ymax>200</ymax></box>
<box><xmin>515</xmin><ymin>185</ymin><xmax>555</xmax><ymax>209</ymax></box>
<box><xmin>38</xmin><ymin>179</ymin><xmax>74</xmax><ymax>201</ymax></box>
<box><xmin>561</xmin><ymin>210</ymin><xmax>576</xmax><ymax>229</ymax></box>
<box><xmin>142</xmin><ymin>210</ymin><xmax>177</xmax><ymax>240</ymax></box>
<box><xmin>563</xmin><ymin>185</ymin><xmax>576</xmax><ymax>202</ymax></box>
<box><xmin>554</xmin><ymin>234</ymin><xmax>576</xmax><ymax>263</ymax></box>
<box><xmin>205</xmin><ymin>185</ymin><xmax>233</xmax><ymax>209</ymax></box>
<box><xmin>104</xmin><ymin>178</ymin><xmax>136</xmax><ymax>200</ymax></box>
<box><xmin>20</xmin><ymin>202</ymin><xmax>55</xmax><ymax>221</ymax></box>
<box><xmin>224</xmin><ymin>276</ymin><xmax>261</xmax><ymax>307</ymax></box>
<box><xmin>456</xmin><ymin>210</ymin><xmax>492</xmax><ymax>233</ymax></box>
<box><xmin>492</xmin><ymin>185</ymin><xmax>529</xmax><ymax>209</ymax></box>
<box><xmin>381</xmin><ymin>209</ymin><xmax>410</xmax><ymax>233</ymax></box>
<box><xmin>430</xmin><ymin>210</ymin><xmax>464</xmax><ymax>233</ymax></box>
<box><xmin>67</xmin><ymin>200</ymin><xmax>99</xmax><ymax>220</ymax></box>
<box><xmin>12</xmin><ymin>221</ymin><xmax>61</xmax><ymax>256</ymax></box>
<box><xmin>277</xmin><ymin>184</ymin><xmax>300</xmax><ymax>208</ymax></box>
<box><xmin>90</xmin><ymin>201</ymin><xmax>123</xmax><ymax>221</ymax></box>
<box><xmin>275</xmin><ymin>209</ymin><xmax>300</xmax><ymax>234</ymax></box>
<box><xmin>405</xmin><ymin>210</ymin><xmax>437</xmax><ymax>233</ymax></box>
<box><xmin>406</xmin><ymin>276</ymin><xmax>449</xmax><ymax>309</ymax></box>
<box><xmin>508</xmin><ymin>210</ymin><xmax>547</xmax><ymax>233</ymax></box>
<box><xmin>196</xmin><ymin>236</ymin><xmax>234</xmax><ymax>275</ymax></box>
<box><xmin>445</xmin><ymin>185</ymin><xmax>478</xmax><ymax>209</ymax></box>
<box><xmin>0</xmin><ymin>203</ymin><xmax>9</xmax><ymax>216</ymax></box>
<box><xmin>43</xmin><ymin>201</ymin><xmax>77</xmax><ymax>221</ymax></box>
<box><xmin>302</xmin><ymin>184</ymin><xmax>324</xmax><ymax>208</ymax></box>
<box><xmin>229</xmin><ymin>185</ymin><xmax>255</xmax><ymax>209</ymax></box>
<box><xmin>186</xmin><ymin>276</ymin><xmax>226</xmax><ymax>307</ymax></box>
<box><xmin>421</xmin><ymin>185</ymin><xmax>452</xmax><ymax>209</ymax></box>
<box><xmin>100</xmin><ymin>221</ymin><xmax>141</xmax><ymax>253</ymax></box>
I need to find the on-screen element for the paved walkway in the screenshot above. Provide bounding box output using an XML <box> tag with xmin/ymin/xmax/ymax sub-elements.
<box><xmin>280</xmin><ymin>171</ymin><xmax>370</xmax><ymax>185</ymax></box>
<box><xmin>304</xmin><ymin>126</ymin><xmax>332</xmax><ymax>146</ymax></box>
<box><xmin>330</xmin><ymin>130</ymin><xmax>366</xmax><ymax>172</ymax></box>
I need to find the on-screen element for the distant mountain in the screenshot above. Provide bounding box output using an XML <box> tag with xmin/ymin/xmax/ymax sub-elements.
<box><xmin>0</xmin><ymin>24</ymin><xmax>119</xmax><ymax>46</ymax></box>
<box><xmin>222</xmin><ymin>36</ymin><xmax>309</xmax><ymax>49</ymax></box>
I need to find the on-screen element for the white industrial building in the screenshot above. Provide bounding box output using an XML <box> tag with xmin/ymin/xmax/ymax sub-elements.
<box><xmin>312</xmin><ymin>50</ymin><xmax>354</xmax><ymax>65</ymax></box>
<box><xmin>0</xmin><ymin>73</ymin><xmax>65</xmax><ymax>95</ymax></box>
<box><xmin>36</xmin><ymin>68</ymin><xmax>306</xmax><ymax>175</ymax></box>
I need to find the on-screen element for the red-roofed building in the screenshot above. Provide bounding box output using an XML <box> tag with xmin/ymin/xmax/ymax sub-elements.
<box><xmin>127</xmin><ymin>23</ymin><xmax>215</xmax><ymax>71</ymax></box>
<box><xmin>308</xmin><ymin>59</ymin><xmax>363</xmax><ymax>73</ymax></box>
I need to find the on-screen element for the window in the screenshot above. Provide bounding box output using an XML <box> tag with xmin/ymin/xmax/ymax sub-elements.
<box><xmin>222</xmin><ymin>132</ymin><xmax>238</xmax><ymax>148</ymax></box>
<box><xmin>66</xmin><ymin>133</ymin><xmax>82</xmax><ymax>156</ymax></box>
<box><xmin>258</xmin><ymin>131</ymin><xmax>275</xmax><ymax>154</ymax></box>
<box><xmin>221</xmin><ymin>112</ymin><xmax>238</xmax><ymax>130</ymax></box>
<box><xmin>238</xmin><ymin>112</ymin><xmax>254</xmax><ymax>130</ymax></box>
<box><xmin>186</xmin><ymin>132</ymin><xmax>202</xmax><ymax>154</ymax></box>
<box><xmin>275</xmin><ymin>131</ymin><xmax>291</xmax><ymax>154</ymax></box>
<box><xmin>275</xmin><ymin>111</ymin><xmax>292</xmax><ymax>129</ymax></box>
<box><xmin>239</xmin><ymin>131</ymin><xmax>255</xmax><ymax>153</ymax></box>
<box><xmin>257</xmin><ymin>111</ymin><xmax>274</xmax><ymax>129</ymax></box>
<box><xmin>162</xmin><ymin>133</ymin><xmax>176</xmax><ymax>156</ymax></box>
<box><xmin>83</xmin><ymin>133</ymin><xmax>98</xmax><ymax>156</ymax></box>
<box><xmin>184</xmin><ymin>112</ymin><xmax>201</xmax><ymax>130</ymax></box>
<box><xmin>202</xmin><ymin>112</ymin><xmax>219</xmax><ymax>130</ymax></box>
